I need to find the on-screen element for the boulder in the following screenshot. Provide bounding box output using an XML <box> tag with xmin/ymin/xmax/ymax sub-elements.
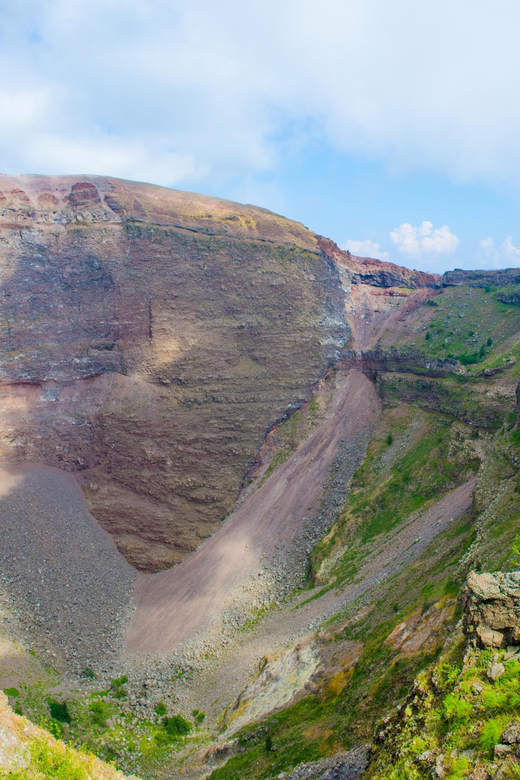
<box><xmin>462</xmin><ymin>571</ymin><xmax>520</xmax><ymax>648</ymax></box>
<box><xmin>501</xmin><ymin>724</ymin><xmax>520</xmax><ymax>744</ymax></box>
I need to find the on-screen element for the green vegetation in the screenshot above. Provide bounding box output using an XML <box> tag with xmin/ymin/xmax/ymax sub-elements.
<box><xmin>49</xmin><ymin>700</ymin><xmax>71</xmax><ymax>724</ymax></box>
<box><xmin>208</xmin><ymin>511</ymin><xmax>474</xmax><ymax>780</ymax></box>
<box><xmin>0</xmin><ymin>737</ymin><xmax>104</xmax><ymax>780</ymax></box>
<box><xmin>369</xmin><ymin>640</ymin><xmax>520</xmax><ymax>779</ymax></box>
<box><xmin>259</xmin><ymin>449</ymin><xmax>290</xmax><ymax>485</ymax></box>
<box><xmin>311</xmin><ymin>407</ymin><xmax>478</xmax><ymax>586</ymax></box>
<box><xmin>380</xmin><ymin>285</ymin><xmax>520</xmax><ymax>378</ymax></box>
<box><xmin>110</xmin><ymin>675</ymin><xmax>128</xmax><ymax>699</ymax></box>
<box><xmin>192</xmin><ymin>708</ymin><xmax>206</xmax><ymax>723</ymax></box>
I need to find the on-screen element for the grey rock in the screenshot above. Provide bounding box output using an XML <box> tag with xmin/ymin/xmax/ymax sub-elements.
<box><xmin>487</xmin><ymin>662</ymin><xmax>505</xmax><ymax>681</ymax></box>
<box><xmin>500</xmin><ymin>724</ymin><xmax>520</xmax><ymax>744</ymax></box>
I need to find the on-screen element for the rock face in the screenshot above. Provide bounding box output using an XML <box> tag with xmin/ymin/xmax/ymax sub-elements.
<box><xmin>0</xmin><ymin>175</ymin><xmax>351</xmax><ymax>570</ymax></box>
<box><xmin>226</xmin><ymin>643</ymin><xmax>320</xmax><ymax>733</ymax></box>
<box><xmin>443</xmin><ymin>267</ymin><xmax>520</xmax><ymax>287</ymax></box>
<box><xmin>462</xmin><ymin>570</ymin><xmax>520</xmax><ymax>648</ymax></box>
<box><xmin>0</xmin><ymin>175</ymin><xmax>437</xmax><ymax>571</ymax></box>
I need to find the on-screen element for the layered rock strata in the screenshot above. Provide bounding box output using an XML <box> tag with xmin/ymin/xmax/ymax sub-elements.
<box><xmin>0</xmin><ymin>175</ymin><xmax>350</xmax><ymax>570</ymax></box>
<box><xmin>0</xmin><ymin>175</ymin><xmax>435</xmax><ymax>570</ymax></box>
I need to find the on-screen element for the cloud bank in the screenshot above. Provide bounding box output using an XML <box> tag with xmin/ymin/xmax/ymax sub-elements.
<box><xmin>479</xmin><ymin>236</ymin><xmax>520</xmax><ymax>267</ymax></box>
<box><xmin>1</xmin><ymin>0</ymin><xmax>520</xmax><ymax>189</ymax></box>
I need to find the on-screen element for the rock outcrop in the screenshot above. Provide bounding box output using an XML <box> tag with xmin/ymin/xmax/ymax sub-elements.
<box><xmin>443</xmin><ymin>267</ymin><xmax>520</xmax><ymax>287</ymax></box>
<box><xmin>462</xmin><ymin>570</ymin><xmax>520</xmax><ymax>648</ymax></box>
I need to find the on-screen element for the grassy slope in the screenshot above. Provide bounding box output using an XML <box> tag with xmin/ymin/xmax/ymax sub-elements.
<box><xmin>367</xmin><ymin>638</ymin><xmax>520</xmax><ymax>779</ymax></box>
<box><xmin>0</xmin><ymin>691</ymin><xmax>138</xmax><ymax>780</ymax></box>
<box><xmin>208</xmin><ymin>409</ymin><xmax>478</xmax><ymax>779</ymax></box>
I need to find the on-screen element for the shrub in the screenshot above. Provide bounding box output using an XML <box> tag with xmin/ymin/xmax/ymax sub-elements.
<box><xmin>89</xmin><ymin>699</ymin><xmax>109</xmax><ymax>727</ymax></box>
<box><xmin>110</xmin><ymin>675</ymin><xmax>128</xmax><ymax>699</ymax></box>
<box><xmin>81</xmin><ymin>667</ymin><xmax>95</xmax><ymax>680</ymax></box>
<box><xmin>480</xmin><ymin>717</ymin><xmax>507</xmax><ymax>756</ymax></box>
<box><xmin>162</xmin><ymin>714</ymin><xmax>192</xmax><ymax>737</ymax></box>
<box><xmin>443</xmin><ymin>693</ymin><xmax>472</xmax><ymax>723</ymax></box>
<box><xmin>49</xmin><ymin>700</ymin><xmax>71</xmax><ymax>724</ymax></box>
<box><xmin>154</xmin><ymin>701</ymin><xmax>167</xmax><ymax>716</ymax></box>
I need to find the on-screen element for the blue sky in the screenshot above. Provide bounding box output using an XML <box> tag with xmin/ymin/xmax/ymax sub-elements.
<box><xmin>1</xmin><ymin>0</ymin><xmax>520</xmax><ymax>273</ymax></box>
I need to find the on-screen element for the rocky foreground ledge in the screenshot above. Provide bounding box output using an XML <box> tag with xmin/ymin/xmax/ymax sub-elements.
<box><xmin>0</xmin><ymin>691</ymin><xmax>139</xmax><ymax>779</ymax></box>
<box><xmin>368</xmin><ymin>570</ymin><xmax>520</xmax><ymax>779</ymax></box>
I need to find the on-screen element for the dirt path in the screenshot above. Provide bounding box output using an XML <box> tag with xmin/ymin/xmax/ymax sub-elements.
<box><xmin>126</xmin><ymin>369</ymin><xmax>381</xmax><ymax>653</ymax></box>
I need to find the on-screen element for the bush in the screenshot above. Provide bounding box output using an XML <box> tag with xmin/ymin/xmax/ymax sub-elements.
<box><xmin>154</xmin><ymin>701</ymin><xmax>167</xmax><ymax>716</ymax></box>
<box><xmin>458</xmin><ymin>352</ymin><xmax>479</xmax><ymax>365</ymax></box>
<box><xmin>480</xmin><ymin>717</ymin><xmax>507</xmax><ymax>756</ymax></box>
<box><xmin>81</xmin><ymin>667</ymin><xmax>95</xmax><ymax>680</ymax></box>
<box><xmin>89</xmin><ymin>699</ymin><xmax>109</xmax><ymax>727</ymax></box>
<box><xmin>110</xmin><ymin>675</ymin><xmax>128</xmax><ymax>699</ymax></box>
<box><xmin>49</xmin><ymin>700</ymin><xmax>71</xmax><ymax>724</ymax></box>
<box><xmin>162</xmin><ymin>714</ymin><xmax>192</xmax><ymax>737</ymax></box>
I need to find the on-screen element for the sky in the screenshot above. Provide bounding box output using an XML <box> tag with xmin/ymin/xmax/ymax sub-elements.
<box><xmin>1</xmin><ymin>0</ymin><xmax>520</xmax><ymax>273</ymax></box>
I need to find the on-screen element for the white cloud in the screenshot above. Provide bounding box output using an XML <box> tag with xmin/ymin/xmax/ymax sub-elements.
<box><xmin>342</xmin><ymin>239</ymin><xmax>389</xmax><ymax>260</ymax></box>
<box><xmin>390</xmin><ymin>222</ymin><xmax>460</xmax><ymax>258</ymax></box>
<box><xmin>0</xmin><ymin>1</ymin><xmax>520</xmax><ymax>189</ymax></box>
<box><xmin>478</xmin><ymin>236</ymin><xmax>520</xmax><ymax>268</ymax></box>
<box><xmin>28</xmin><ymin>134</ymin><xmax>203</xmax><ymax>185</ymax></box>
<box><xmin>503</xmin><ymin>236</ymin><xmax>520</xmax><ymax>259</ymax></box>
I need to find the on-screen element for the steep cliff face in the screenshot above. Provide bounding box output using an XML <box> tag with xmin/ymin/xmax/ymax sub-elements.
<box><xmin>0</xmin><ymin>176</ymin><xmax>440</xmax><ymax>572</ymax></box>
<box><xmin>0</xmin><ymin>175</ymin><xmax>353</xmax><ymax>570</ymax></box>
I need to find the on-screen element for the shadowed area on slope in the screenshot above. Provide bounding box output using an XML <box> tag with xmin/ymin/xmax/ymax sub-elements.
<box><xmin>0</xmin><ymin>464</ymin><xmax>136</xmax><ymax>672</ymax></box>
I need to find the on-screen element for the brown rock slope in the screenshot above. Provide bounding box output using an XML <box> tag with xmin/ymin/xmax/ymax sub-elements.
<box><xmin>0</xmin><ymin>175</ymin><xmax>351</xmax><ymax>571</ymax></box>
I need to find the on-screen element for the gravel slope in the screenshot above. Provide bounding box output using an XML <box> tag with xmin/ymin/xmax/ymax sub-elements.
<box><xmin>0</xmin><ymin>464</ymin><xmax>136</xmax><ymax>673</ymax></box>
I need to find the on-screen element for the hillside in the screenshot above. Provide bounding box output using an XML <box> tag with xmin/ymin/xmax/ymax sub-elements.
<box><xmin>0</xmin><ymin>177</ymin><xmax>520</xmax><ymax>780</ymax></box>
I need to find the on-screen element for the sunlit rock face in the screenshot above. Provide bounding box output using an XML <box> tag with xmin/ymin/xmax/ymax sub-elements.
<box><xmin>0</xmin><ymin>175</ymin><xmax>351</xmax><ymax>570</ymax></box>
